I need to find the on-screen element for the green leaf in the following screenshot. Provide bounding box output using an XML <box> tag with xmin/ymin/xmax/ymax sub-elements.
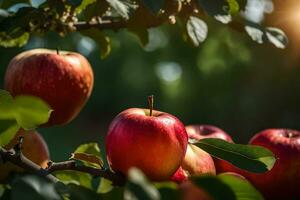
<box><xmin>140</xmin><ymin>0</ymin><xmax>164</xmax><ymax>15</ymax></box>
<box><xmin>97</xmin><ymin>178</ymin><xmax>113</xmax><ymax>194</ymax></box>
<box><xmin>218</xmin><ymin>173</ymin><xmax>264</xmax><ymax>200</ymax></box>
<box><xmin>81</xmin><ymin>29</ymin><xmax>111</xmax><ymax>59</ymax></box>
<box><xmin>128</xmin><ymin>27</ymin><xmax>149</xmax><ymax>47</ymax></box>
<box><xmin>13</xmin><ymin>96</ymin><xmax>52</xmax><ymax>130</ymax></box>
<box><xmin>186</xmin><ymin>16</ymin><xmax>208</xmax><ymax>47</ymax></box>
<box><xmin>191</xmin><ymin>174</ymin><xmax>263</xmax><ymax>200</ymax></box>
<box><xmin>0</xmin><ymin>120</ymin><xmax>20</xmax><ymax>146</ymax></box>
<box><xmin>54</xmin><ymin>171</ymin><xmax>93</xmax><ymax>189</ymax></box>
<box><xmin>0</xmin><ymin>90</ymin><xmax>15</xmax><ymax>119</ymax></box>
<box><xmin>75</xmin><ymin>0</ymin><xmax>96</xmax><ymax>13</ymax></box>
<box><xmin>197</xmin><ymin>0</ymin><xmax>232</xmax><ymax>23</ymax></box>
<box><xmin>100</xmin><ymin>186</ymin><xmax>124</xmax><ymax>200</ymax></box>
<box><xmin>125</xmin><ymin>168</ymin><xmax>160</xmax><ymax>200</ymax></box>
<box><xmin>73</xmin><ymin>142</ymin><xmax>104</xmax><ymax>168</ymax></box>
<box><xmin>71</xmin><ymin>152</ymin><xmax>104</xmax><ymax>168</ymax></box>
<box><xmin>0</xmin><ymin>32</ymin><xmax>29</xmax><ymax>47</ymax></box>
<box><xmin>191</xmin><ymin>175</ymin><xmax>236</xmax><ymax>200</ymax></box>
<box><xmin>81</xmin><ymin>0</ymin><xmax>107</xmax><ymax>20</ymax></box>
<box><xmin>0</xmin><ymin>90</ymin><xmax>51</xmax><ymax>130</ymax></box>
<box><xmin>74</xmin><ymin>143</ymin><xmax>101</xmax><ymax>156</ymax></box>
<box><xmin>11</xmin><ymin>175</ymin><xmax>62</xmax><ymax>200</ymax></box>
<box><xmin>105</xmin><ymin>0</ymin><xmax>129</xmax><ymax>19</ymax></box>
<box><xmin>194</xmin><ymin>138</ymin><xmax>276</xmax><ymax>173</ymax></box>
<box><xmin>59</xmin><ymin>183</ymin><xmax>100</xmax><ymax>200</ymax></box>
<box><xmin>227</xmin><ymin>0</ymin><xmax>239</xmax><ymax>15</ymax></box>
<box><xmin>154</xmin><ymin>182</ymin><xmax>179</xmax><ymax>200</ymax></box>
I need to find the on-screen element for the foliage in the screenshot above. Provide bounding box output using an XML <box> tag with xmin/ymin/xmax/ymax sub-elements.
<box><xmin>0</xmin><ymin>0</ymin><xmax>288</xmax><ymax>58</ymax></box>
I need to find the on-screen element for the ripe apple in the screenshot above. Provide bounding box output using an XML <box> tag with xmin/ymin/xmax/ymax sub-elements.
<box><xmin>216</xmin><ymin>129</ymin><xmax>300</xmax><ymax>200</ymax></box>
<box><xmin>105</xmin><ymin>107</ymin><xmax>188</xmax><ymax>181</ymax></box>
<box><xmin>185</xmin><ymin>125</ymin><xmax>233</xmax><ymax>142</ymax></box>
<box><xmin>185</xmin><ymin>124</ymin><xmax>233</xmax><ymax>174</ymax></box>
<box><xmin>0</xmin><ymin>129</ymin><xmax>50</xmax><ymax>182</ymax></box>
<box><xmin>170</xmin><ymin>144</ymin><xmax>216</xmax><ymax>183</ymax></box>
<box><xmin>4</xmin><ymin>48</ymin><xmax>94</xmax><ymax>126</ymax></box>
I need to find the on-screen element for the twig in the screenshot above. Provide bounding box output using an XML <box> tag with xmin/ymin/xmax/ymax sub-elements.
<box><xmin>0</xmin><ymin>147</ymin><xmax>126</xmax><ymax>186</ymax></box>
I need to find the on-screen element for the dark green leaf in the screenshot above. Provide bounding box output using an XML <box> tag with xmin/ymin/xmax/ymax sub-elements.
<box><xmin>192</xmin><ymin>174</ymin><xmax>263</xmax><ymax>200</ymax></box>
<box><xmin>100</xmin><ymin>187</ymin><xmax>124</xmax><ymax>200</ymax></box>
<box><xmin>154</xmin><ymin>182</ymin><xmax>179</xmax><ymax>200</ymax></box>
<box><xmin>81</xmin><ymin>29</ymin><xmax>111</xmax><ymax>59</ymax></box>
<box><xmin>60</xmin><ymin>183</ymin><xmax>100</xmax><ymax>200</ymax></box>
<box><xmin>0</xmin><ymin>119</ymin><xmax>20</xmax><ymax>146</ymax></box>
<box><xmin>191</xmin><ymin>175</ymin><xmax>236</xmax><ymax>200</ymax></box>
<box><xmin>140</xmin><ymin>0</ymin><xmax>164</xmax><ymax>15</ymax></box>
<box><xmin>11</xmin><ymin>175</ymin><xmax>62</xmax><ymax>200</ymax></box>
<box><xmin>197</xmin><ymin>0</ymin><xmax>232</xmax><ymax>23</ymax></box>
<box><xmin>218</xmin><ymin>173</ymin><xmax>264</xmax><ymax>200</ymax></box>
<box><xmin>186</xmin><ymin>16</ymin><xmax>208</xmax><ymax>47</ymax></box>
<box><xmin>81</xmin><ymin>0</ymin><xmax>107</xmax><ymax>20</ymax></box>
<box><xmin>125</xmin><ymin>168</ymin><xmax>160</xmax><ymax>200</ymax></box>
<box><xmin>194</xmin><ymin>138</ymin><xmax>276</xmax><ymax>173</ymax></box>
<box><xmin>0</xmin><ymin>186</ymin><xmax>10</xmax><ymax>200</ymax></box>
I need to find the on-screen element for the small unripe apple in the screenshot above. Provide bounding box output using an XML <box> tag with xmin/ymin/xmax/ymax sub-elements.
<box><xmin>217</xmin><ymin>129</ymin><xmax>300</xmax><ymax>200</ymax></box>
<box><xmin>0</xmin><ymin>129</ymin><xmax>50</xmax><ymax>182</ymax></box>
<box><xmin>105</xmin><ymin>107</ymin><xmax>188</xmax><ymax>181</ymax></box>
<box><xmin>4</xmin><ymin>48</ymin><xmax>94</xmax><ymax>126</ymax></box>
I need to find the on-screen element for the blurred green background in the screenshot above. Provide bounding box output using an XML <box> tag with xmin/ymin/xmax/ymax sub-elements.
<box><xmin>1</xmin><ymin>1</ymin><xmax>300</xmax><ymax>161</ymax></box>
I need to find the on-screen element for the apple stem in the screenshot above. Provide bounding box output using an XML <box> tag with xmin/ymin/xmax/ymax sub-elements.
<box><xmin>56</xmin><ymin>48</ymin><xmax>60</xmax><ymax>55</ymax></box>
<box><xmin>148</xmin><ymin>95</ymin><xmax>154</xmax><ymax>116</ymax></box>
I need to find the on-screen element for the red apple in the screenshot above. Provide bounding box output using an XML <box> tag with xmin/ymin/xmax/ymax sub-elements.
<box><xmin>185</xmin><ymin>125</ymin><xmax>233</xmax><ymax>142</ymax></box>
<box><xmin>217</xmin><ymin>129</ymin><xmax>300</xmax><ymax>200</ymax></box>
<box><xmin>185</xmin><ymin>125</ymin><xmax>233</xmax><ymax>174</ymax></box>
<box><xmin>170</xmin><ymin>126</ymin><xmax>219</xmax><ymax>183</ymax></box>
<box><xmin>105</xmin><ymin>108</ymin><xmax>188</xmax><ymax>181</ymax></box>
<box><xmin>4</xmin><ymin>48</ymin><xmax>94</xmax><ymax>126</ymax></box>
<box><xmin>170</xmin><ymin>144</ymin><xmax>216</xmax><ymax>183</ymax></box>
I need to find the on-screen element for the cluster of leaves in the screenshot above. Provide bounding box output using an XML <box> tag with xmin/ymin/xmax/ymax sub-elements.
<box><xmin>0</xmin><ymin>89</ymin><xmax>277</xmax><ymax>199</ymax></box>
<box><xmin>0</xmin><ymin>0</ymin><xmax>288</xmax><ymax>58</ymax></box>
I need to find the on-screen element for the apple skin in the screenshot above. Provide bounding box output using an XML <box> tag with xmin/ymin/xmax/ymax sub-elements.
<box><xmin>105</xmin><ymin>108</ymin><xmax>188</xmax><ymax>181</ymax></box>
<box><xmin>185</xmin><ymin>125</ymin><xmax>233</xmax><ymax>142</ymax></box>
<box><xmin>4</xmin><ymin>48</ymin><xmax>94</xmax><ymax>126</ymax></box>
<box><xmin>0</xmin><ymin>129</ymin><xmax>50</xmax><ymax>182</ymax></box>
<box><xmin>216</xmin><ymin>129</ymin><xmax>300</xmax><ymax>200</ymax></box>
